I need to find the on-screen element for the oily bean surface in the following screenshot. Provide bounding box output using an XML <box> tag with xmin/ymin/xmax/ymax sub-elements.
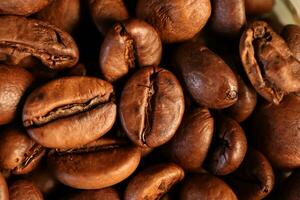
<box><xmin>0</xmin><ymin>65</ymin><xmax>33</xmax><ymax>125</ymax></box>
<box><xmin>136</xmin><ymin>0</ymin><xmax>211</xmax><ymax>43</ymax></box>
<box><xmin>164</xmin><ymin>108</ymin><xmax>214</xmax><ymax>171</ymax></box>
<box><xmin>119</xmin><ymin>66</ymin><xmax>185</xmax><ymax>148</ymax></box>
<box><xmin>23</xmin><ymin>76</ymin><xmax>116</xmax><ymax>149</ymax></box>
<box><xmin>124</xmin><ymin>163</ymin><xmax>184</xmax><ymax>200</ymax></box>
<box><xmin>174</xmin><ymin>42</ymin><xmax>238</xmax><ymax>109</ymax></box>
<box><xmin>48</xmin><ymin>137</ymin><xmax>141</xmax><ymax>189</ymax></box>
<box><xmin>0</xmin><ymin>16</ymin><xmax>79</xmax><ymax>70</ymax></box>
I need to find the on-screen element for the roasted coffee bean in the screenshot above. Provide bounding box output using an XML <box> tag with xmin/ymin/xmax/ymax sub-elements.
<box><xmin>0</xmin><ymin>173</ymin><xmax>9</xmax><ymax>200</ymax></box>
<box><xmin>0</xmin><ymin>128</ymin><xmax>45</xmax><ymax>175</ymax></box>
<box><xmin>240</xmin><ymin>21</ymin><xmax>300</xmax><ymax>104</ymax></box>
<box><xmin>164</xmin><ymin>108</ymin><xmax>214</xmax><ymax>171</ymax></box>
<box><xmin>206</xmin><ymin>116</ymin><xmax>247</xmax><ymax>175</ymax></box>
<box><xmin>0</xmin><ymin>16</ymin><xmax>79</xmax><ymax>70</ymax></box>
<box><xmin>48</xmin><ymin>137</ymin><xmax>141</xmax><ymax>189</ymax></box>
<box><xmin>69</xmin><ymin>187</ymin><xmax>120</xmax><ymax>200</ymax></box>
<box><xmin>174</xmin><ymin>42</ymin><xmax>238</xmax><ymax>109</ymax></box>
<box><xmin>125</xmin><ymin>163</ymin><xmax>184</xmax><ymax>200</ymax></box>
<box><xmin>23</xmin><ymin>76</ymin><xmax>116</xmax><ymax>149</ymax></box>
<box><xmin>276</xmin><ymin>170</ymin><xmax>300</xmax><ymax>200</ymax></box>
<box><xmin>282</xmin><ymin>24</ymin><xmax>300</xmax><ymax>62</ymax></box>
<box><xmin>211</xmin><ymin>0</ymin><xmax>246</xmax><ymax>37</ymax></box>
<box><xmin>35</xmin><ymin>0</ymin><xmax>81</xmax><ymax>34</ymax></box>
<box><xmin>119</xmin><ymin>66</ymin><xmax>185</xmax><ymax>148</ymax></box>
<box><xmin>180</xmin><ymin>173</ymin><xmax>238</xmax><ymax>200</ymax></box>
<box><xmin>227</xmin><ymin>149</ymin><xmax>275</xmax><ymax>200</ymax></box>
<box><xmin>0</xmin><ymin>0</ymin><xmax>52</xmax><ymax>16</ymax></box>
<box><xmin>89</xmin><ymin>0</ymin><xmax>129</xmax><ymax>35</ymax></box>
<box><xmin>249</xmin><ymin>94</ymin><xmax>300</xmax><ymax>169</ymax></box>
<box><xmin>100</xmin><ymin>19</ymin><xmax>162</xmax><ymax>82</ymax></box>
<box><xmin>0</xmin><ymin>65</ymin><xmax>33</xmax><ymax>125</ymax></box>
<box><xmin>9</xmin><ymin>180</ymin><xmax>44</xmax><ymax>200</ymax></box>
<box><xmin>225</xmin><ymin>75</ymin><xmax>257</xmax><ymax>122</ymax></box>
<box><xmin>245</xmin><ymin>0</ymin><xmax>274</xmax><ymax>15</ymax></box>
<box><xmin>136</xmin><ymin>0</ymin><xmax>211</xmax><ymax>43</ymax></box>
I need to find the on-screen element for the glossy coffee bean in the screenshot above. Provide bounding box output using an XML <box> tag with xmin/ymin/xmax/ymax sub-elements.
<box><xmin>48</xmin><ymin>137</ymin><xmax>141</xmax><ymax>189</ymax></box>
<box><xmin>69</xmin><ymin>187</ymin><xmax>120</xmax><ymax>200</ymax></box>
<box><xmin>249</xmin><ymin>95</ymin><xmax>300</xmax><ymax>169</ymax></box>
<box><xmin>0</xmin><ymin>0</ymin><xmax>51</xmax><ymax>16</ymax></box>
<box><xmin>206</xmin><ymin>116</ymin><xmax>247</xmax><ymax>175</ymax></box>
<box><xmin>0</xmin><ymin>173</ymin><xmax>9</xmax><ymax>200</ymax></box>
<box><xmin>164</xmin><ymin>108</ymin><xmax>214</xmax><ymax>171</ymax></box>
<box><xmin>9</xmin><ymin>180</ymin><xmax>44</xmax><ymax>200</ymax></box>
<box><xmin>100</xmin><ymin>19</ymin><xmax>162</xmax><ymax>82</ymax></box>
<box><xmin>36</xmin><ymin>0</ymin><xmax>81</xmax><ymax>34</ymax></box>
<box><xmin>119</xmin><ymin>66</ymin><xmax>185</xmax><ymax>148</ymax></box>
<box><xmin>174</xmin><ymin>42</ymin><xmax>238</xmax><ymax>109</ymax></box>
<box><xmin>225</xmin><ymin>75</ymin><xmax>257</xmax><ymax>122</ymax></box>
<box><xmin>0</xmin><ymin>66</ymin><xmax>33</xmax><ymax>125</ymax></box>
<box><xmin>0</xmin><ymin>16</ymin><xmax>79</xmax><ymax>70</ymax></box>
<box><xmin>276</xmin><ymin>170</ymin><xmax>300</xmax><ymax>200</ymax></box>
<box><xmin>0</xmin><ymin>128</ymin><xmax>45</xmax><ymax>175</ymax></box>
<box><xmin>89</xmin><ymin>0</ymin><xmax>129</xmax><ymax>35</ymax></box>
<box><xmin>227</xmin><ymin>149</ymin><xmax>275</xmax><ymax>200</ymax></box>
<box><xmin>180</xmin><ymin>173</ymin><xmax>238</xmax><ymax>200</ymax></box>
<box><xmin>245</xmin><ymin>0</ymin><xmax>274</xmax><ymax>15</ymax></box>
<box><xmin>125</xmin><ymin>163</ymin><xmax>184</xmax><ymax>200</ymax></box>
<box><xmin>282</xmin><ymin>24</ymin><xmax>300</xmax><ymax>62</ymax></box>
<box><xmin>136</xmin><ymin>0</ymin><xmax>211</xmax><ymax>43</ymax></box>
<box><xmin>23</xmin><ymin>76</ymin><xmax>116</xmax><ymax>149</ymax></box>
<box><xmin>240</xmin><ymin>21</ymin><xmax>300</xmax><ymax>104</ymax></box>
<box><xmin>211</xmin><ymin>0</ymin><xmax>246</xmax><ymax>37</ymax></box>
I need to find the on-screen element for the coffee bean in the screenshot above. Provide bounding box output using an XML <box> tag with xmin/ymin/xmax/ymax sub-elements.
<box><xmin>180</xmin><ymin>173</ymin><xmax>238</xmax><ymax>200</ymax></box>
<box><xmin>0</xmin><ymin>16</ymin><xmax>79</xmax><ymax>70</ymax></box>
<box><xmin>124</xmin><ymin>163</ymin><xmax>184</xmax><ymax>200</ymax></box>
<box><xmin>227</xmin><ymin>149</ymin><xmax>275</xmax><ymax>200</ymax></box>
<box><xmin>0</xmin><ymin>65</ymin><xmax>33</xmax><ymax>125</ymax></box>
<box><xmin>211</xmin><ymin>0</ymin><xmax>246</xmax><ymax>37</ymax></box>
<box><xmin>164</xmin><ymin>108</ymin><xmax>214</xmax><ymax>171</ymax></box>
<box><xmin>136</xmin><ymin>0</ymin><xmax>211</xmax><ymax>43</ymax></box>
<box><xmin>0</xmin><ymin>128</ymin><xmax>45</xmax><ymax>175</ymax></box>
<box><xmin>249</xmin><ymin>94</ymin><xmax>300</xmax><ymax>169</ymax></box>
<box><xmin>48</xmin><ymin>137</ymin><xmax>141</xmax><ymax>189</ymax></box>
<box><xmin>206</xmin><ymin>116</ymin><xmax>247</xmax><ymax>175</ymax></box>
<box><xmin>9</xmin><ymin>180</ymin><xmax>44</xmax><ymax>200</ymax></box>
<box><xmin>89</xmin><ymin>0</ymin><xmax>129</xmax><ymax>35</ymax></box>
<box><xmin>240</xmin><ymin>21</ymin><xmax>300</xmax><ymax>104</ymax></box>
<box><xmin>0</xmin><ymin>0</ymin><xmax>52</xmax><ymax>16</ymax></box>
<box><xmin>174</xmin><ymin>41</ymin><xmax>238</xmax><ymax>109</ymax></box>
<box><xmin>0</xmin><ymin>173</ymin><xmax>8</xmax><ymax>200</ymax></box>
<box><xmin>23</xmin><ymin>76</ymin><xmax>116</xmax><ymax>148</ymax></box>
<box><xmin>119</xmin><ymin>66</ymin><xmax>185</xmax><ymax>148</ymax></box>
<box><xmin>100</xmin><ymin>19</ymin><xmax>162</xmax><ymax>82</ymax></box>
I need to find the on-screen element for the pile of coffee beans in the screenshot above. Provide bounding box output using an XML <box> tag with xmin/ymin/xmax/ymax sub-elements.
<box><xmin>0</xmin><ymin>0</ymin><xmax>300</xmax><ymax>199</ymax></box>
